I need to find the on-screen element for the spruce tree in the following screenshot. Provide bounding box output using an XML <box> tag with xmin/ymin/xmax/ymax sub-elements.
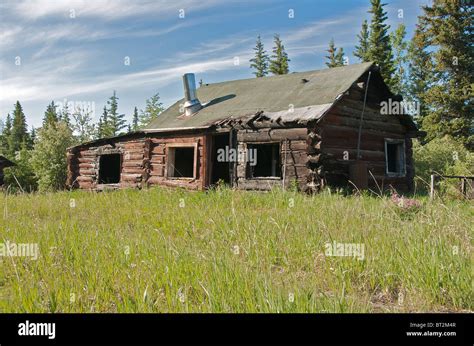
<box><xmin>0</xmin><ymin>113</ymin><xmax>12</xmax><ymax>155</ymax></box>
<box><xmin>415</xmin><ymin>0</ymin><xmax>473</xmax><ymax>149</ymax></box>
<box><xmin>72</xmin><ymin>106</ymin><xmax>95</xmax><ymax>143</ymax></box>
<box><xmin>42</xmin><ymin>101</ymin><xmax>59</xmax><ymax>129</ymax></box>
<box><xmin>139</xmin><ymin>93</ymin><xmax>164</xmax><ymax>127</ymax></box>
<box><xmin>59</xmin><ymin>101</ymin><xmax>72</xmax><ymax>128</ymax></box>
<box><xmin>249</xmin><ymin>35</ymin><xmax>269</xmax><ymax>77</ymax></box>
<box><xmin>406</xmin><ymin>26</ymin><xmax>434</xmax><ymax>125</ymax></box>
<box><xmin>107</xmin><ymin>91</ymin><xmax>126</xmax><ymax>136</ymax></box>
<box><xmin>132</xmin><ymin>106</ymin><xmax>139</xmax><ymax>131</ymax></box>
<box><xmin>269</xmin><ymin>34</ymin><xmax>290</xmax><ymax>75</ymax></box>
<box><xmin>325</xmin><ymin>39</ymin><xmax>345</xmax><ymax>68</ymax></box>
<box><xmin>390</xmin><ymin>24</ymin><xmax>409</xmax><ymax>95</ymax></box>
<box><xmin>354</xmin><ymin>20</ymin><xmax>370</xmax><ymax>62</ymax></box>
<box><xmin>10</xmin><ymin>101</ymin><xmax>28</xmax><ymax>153</ymax></box>
<box><xmin>367</xmin><ymin>0</ymin><xmax>395</xmax><ymax>88</ymax></box>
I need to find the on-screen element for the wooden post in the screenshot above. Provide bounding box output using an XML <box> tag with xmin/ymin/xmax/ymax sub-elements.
<box><xmin>282</xmin><ymin>139</ymin><xmax>288</xmax><ymax>189</ymax></box>
<box><xmin>430</xmin><ymin>174</ymin><xmax>436</xmax><ymax>199</ymax></box>
<box><xmin>461</xmin><ymin>178</ymin><xmax>467</xmax><ymax>197</ymax></box>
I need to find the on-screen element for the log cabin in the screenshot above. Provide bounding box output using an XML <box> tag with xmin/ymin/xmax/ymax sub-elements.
<box><xmin>0</xmin><ymin>155</ymin><xmax>15</xmax><ymax>187</ymax></box>
<box><xmin>66</xmin><ymin>62</ymin><xmax>422</xmax><ymax>193</ymax></box>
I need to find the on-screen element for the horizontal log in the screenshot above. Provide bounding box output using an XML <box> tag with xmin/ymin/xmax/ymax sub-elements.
<box><xmin>324</xmin><ymin>114</ymin><xmax>406</xmax><ymax>133</ymax></box>
<box><xmin>150</xmin><ymin>155</ymin><xmax>165</xmax><ymax>164</ymax></box>
<box><xmin>150</xmin><ymin>136</ymin><xmax>203</xmax><ymax>143</ymax></box>
<box><xmin>76</xmin><ymin>176</ymin><xmax>94</xmax><ymax>182</ymax></box>
<box><xmin>237</xmin><ymin>128</ymin><xmax>307</xmax><ymax>142</ymax></box>
<box><xmin>78</xmin><ymin>158</ymin><xmax>95</xmax><ymax>163</ymax></box>
<box><xmin>122</xmin><ymin>160</ymin><xmax>143</xmax><ymax>168</ymax></box>
<box><xmin>79</xmin><ymin>169</ymin><xmax>95</xmax><ymax>175</ymax></box>
<box><xmin>150</xmin><ymin>164</ymin><xmax>165</xmax><ymax>176</ymax></box>
<box><xmin>151</xmin><ymin>145</ymin><xmax>165</xmax><ymax>155</ymax></box>
<box><xmin>79</xmin><ymin>163</ymin><xmax>95</xmax><ymax>169</ymax></box>
<box><xmin>123</xmin><ymin>153</ymin><xmax>144</xmax><ymax>160</ymax></box>
<box><xmin>122</xmin><ymin>167</ymin><xmax>144</xmax><ymax>174</ymax></box>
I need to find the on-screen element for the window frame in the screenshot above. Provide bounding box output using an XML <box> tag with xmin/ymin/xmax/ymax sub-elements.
<box><xmin>384</xmin><ymin>138</ymin><xmax>406</xmax><ymax>177</ymax></box>
<box><xmin>245</xmin><ymin>141</ymin><xmax>282</xmax><ymax>180</ymax></box>
<box><xmin>166</xmin><ymin>143</ymin><xmax>198</xmax><ymax>180</ymax></box>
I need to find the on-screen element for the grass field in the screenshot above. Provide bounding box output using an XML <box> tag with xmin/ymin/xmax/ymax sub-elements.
<box><xmin>0</xmin><ymin>187</ymin><xmax>472</xmax><ymax>313</ymax></box>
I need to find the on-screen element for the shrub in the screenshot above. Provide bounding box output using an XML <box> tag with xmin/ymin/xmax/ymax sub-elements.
<box><xmin>413</xmin><ymin>136</ymin><xmax>474</xmax><ymax>195</ymax></box>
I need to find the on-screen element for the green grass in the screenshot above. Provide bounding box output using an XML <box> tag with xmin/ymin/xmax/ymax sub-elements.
<box><xmin>0</xmin><ymin>187</ymin><xmax>472</xmax><ymax>312</ymax></box>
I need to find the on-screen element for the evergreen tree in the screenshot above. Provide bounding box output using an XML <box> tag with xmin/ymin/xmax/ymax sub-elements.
<box><xmin>269</xmin><ymin>34</ymin><xmax>290</xmax><ymax>75</ymax></box>
<box><xmin>3</xmin><ymin>140</ymin><xmax>37</xmax><ymax>192</ymax></box>
<box><xmin>406</xmin><ymin>25</ymin><xmax>434</xmax><ymax>125</ymax></box>
<box><xmin>72</xmin><ymin>106</ymin><xmax>96</xmax><ymax>143</ymax></box>
<box><xmin>132</xmin><ymin>106</ymin><xmax>139</xmax><ymax>131</ymax></box>
<box><xmin>249</xmin><ymin>35</ymin><xmax>269</xmax><ymax>77</ymax></box>
<box><xmin>98</xmin><ymin>105</ymin><xmax>113</xmax><ymax>138</ymax></box>
<box><xmin>354</xmin><ymin>20</ymin><xmax>370</xmax><ymax>62</ymax></box>
<box><xmin>59</xmin><ymin>100</ymin><xmax>72</xmax><ymax>128</ymax></box>
<box><xmin>325</xmin><ymin>39</ymin><xmax>345</xmax><ymax>68</ymax></box>
<box><xmin>28</xmin><ymin>126</ymin><xmax>36</xmax><ymax>149</ymax></box>
<box><xmin>0</xmin><ymin>113</ymin><xmax>12</xmax><ymax>155</ymax></box>
<box><xmin>390</xmin><ymin>24</ymin><xmax>409</xmax><ymax>95</ymax></box>
<box><xmin>367</xmin><ymin>0</ymin><xmax>395</xmax><ymax>88</ymax></box>
<box><xmin>10</xmin><ymin>101</ymin><xmax>28</xmax><ymax>153</ymax></box>
<box><xmin>42</xmin><ymin>101</ymin><xmax>59</xmax><ymax>128</ymax></box>
<box><xmin>415</xmin><ymin>0</ymin><xmax>473</xmax><ymax>149</ymax></box>
<box><xmin>139</xmin><ymin>93</ymin><xmax>164</xmax><ymax>127</ymax></box>
<box><xmin>106</xmin><ymin>91</ymin><xmax>126</xmax><ymax>136</ymax></box>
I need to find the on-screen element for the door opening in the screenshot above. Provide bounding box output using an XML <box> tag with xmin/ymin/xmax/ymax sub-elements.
<box><xmin>211</xmin><ymin>133</ymin><xmax>230</xmax><ymax>185</ymax></box>
<box><xmin>98</xmin><ymin>153</ymin><xmax>121</xmax><ymax>184</ymax></box>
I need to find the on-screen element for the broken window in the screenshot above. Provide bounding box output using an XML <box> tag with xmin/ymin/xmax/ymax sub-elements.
<box><xmin>167</xmin><ymin>146</ymin><xmax>196</xmax><ymax>178</ymax></box>
<box><xmin>247</xmin><ymin>143</ymin><xmax>281</xmax><ymax>178</ymax></box>
<box><xmin>98</xmin><ymin>153</ymin><xmax>121</xmax><ymax>184</ymax></box>
<box><xmin>385</xmin><ymin>139</ymin><xmax>406</xmax><ymax>176</ymax></box>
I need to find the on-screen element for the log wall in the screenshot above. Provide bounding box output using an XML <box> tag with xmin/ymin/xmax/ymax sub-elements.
<box><xmin>307</xmin><ymin>89</ymin><xmax>414</xmax><ymax>192</ymax></box>
<box><xmin>67</xmin><ymin>133</ymin><xmax>207</xmax><ymax>190</ymax></box>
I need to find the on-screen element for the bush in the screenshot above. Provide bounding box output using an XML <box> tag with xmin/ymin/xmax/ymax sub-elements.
<box><xmin>413</xmin><ymin>136</ymin><xmax>474</xmax><ymax>195</ymax></box>
<box><xmin>30</xmin><ymin>122</ymin><xmax>74</xmax><ymax>192</ymax></box>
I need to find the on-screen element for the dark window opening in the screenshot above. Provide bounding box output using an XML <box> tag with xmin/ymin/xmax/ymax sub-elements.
<box><xmin>98</xmin><ymin>154</ymin><xmax>121</xmax><ymax>184</ymax></box>
<box><xmin>168</xmin><ymin>147</ymin><xmax>195</xmax><ymax>178</ymax></box>
<box><xmin>385</xmin><ymin>140</ymin><xmax>405</xmax><ymax>176</ymax></box>
<box><xmin>212</xmin><ymin>134</ymin><xmax>230</xmax><ymax>184</ymax></box>
<box><xmin>247</xmin><ymin>143</ymin><xmax>281</xmax><ymax>178</ymax></box>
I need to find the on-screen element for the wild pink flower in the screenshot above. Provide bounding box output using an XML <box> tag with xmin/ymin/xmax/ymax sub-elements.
<box><xmin>391</xmin><ymin>192</ymin><xmax>422</xmax><ymax>210</ymax></box>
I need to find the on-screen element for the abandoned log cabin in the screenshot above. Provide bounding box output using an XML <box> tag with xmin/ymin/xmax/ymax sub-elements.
<box><xmin>0</xmin><ymin>155</ymin><xmax>15</xmax><ymax>187</ymax></box>
<box><xmin>67</xmin><ymin>62</ymin><xmax>422</xmax><ymax>192</ymax></box>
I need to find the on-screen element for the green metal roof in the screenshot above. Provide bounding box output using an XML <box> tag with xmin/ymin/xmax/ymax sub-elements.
<box><xmin>145</xmin><ymin>62</ymin><xmax>375</xmax><ymax>130</ymax></box>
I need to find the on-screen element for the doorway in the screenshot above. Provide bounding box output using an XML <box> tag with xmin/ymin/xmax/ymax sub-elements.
<box><xmin>211</xmin><ymin>133</ymin><xmax>230</xmax><ymax>185</ymax></box>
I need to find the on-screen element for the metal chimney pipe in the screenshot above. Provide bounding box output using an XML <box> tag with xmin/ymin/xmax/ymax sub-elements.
<box><xmin>182</xmin><ymin>73</ymin><xmax>202</xmax><ymax>116</ymax></box>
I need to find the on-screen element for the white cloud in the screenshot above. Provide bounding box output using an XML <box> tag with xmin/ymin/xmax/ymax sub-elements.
<box><xmin>8</xmin><ymin>0</ymin><xmax>222</xmax><ymax>21</ymax></box>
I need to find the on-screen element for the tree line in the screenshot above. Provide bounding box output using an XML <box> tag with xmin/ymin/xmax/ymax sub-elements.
<box><xmin>249</xmin><ymin>0</ymin><xmax>473</xmax><ymax>150</ymax></box>
<box><xmin>0</xmin><ymin>0</ymin><xmax>471</xmax><ymax>193</ymax></box>
<box><xmin>0</xmin><ymin>92</ymin><xmax>164</xmax><ymax>191</ymax></box>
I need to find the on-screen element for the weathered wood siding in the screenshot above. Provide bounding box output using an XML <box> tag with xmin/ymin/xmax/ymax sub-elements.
<box><xmin>307</xmin><ymin>87</ymin><xmax>414</xmax><ymax>192</ymax></box>
<box><xmin>67</xmin><ymin>133</ymin><xmax>207</xmax><ymax>190</ymax></box>
<box><xmin>236</xmin><ymin>128</ymin><xmax>308</xmax><ymax>190</ymax></box>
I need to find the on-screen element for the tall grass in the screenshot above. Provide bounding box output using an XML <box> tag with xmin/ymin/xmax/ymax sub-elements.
<box><xmin>0</xmin><ymin>187</ymin><xmax>471</xmax><ymax>312</ymax></box>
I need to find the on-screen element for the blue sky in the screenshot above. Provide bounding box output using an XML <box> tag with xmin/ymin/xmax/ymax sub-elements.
<box><xmin>0</xmin><ymin>0</ymin><xmax>429</xmax><ymax>128</ymax></box>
